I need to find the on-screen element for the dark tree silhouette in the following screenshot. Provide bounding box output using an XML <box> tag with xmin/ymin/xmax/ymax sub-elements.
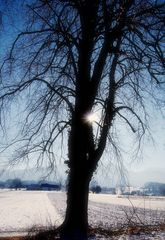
<box><xmin>91</xmin><ymin>185</ymin><xmax>102</xmax><ymax>194</ymax></box>
<box><xmin>11</xmin><ymin>178</ymin><xmax>23</xmax><ymax>190</ymax></box>
<box><xmin>0</xmin><ymin>0</ymin><xmax>165</xmax><ymax>239</ymax></box>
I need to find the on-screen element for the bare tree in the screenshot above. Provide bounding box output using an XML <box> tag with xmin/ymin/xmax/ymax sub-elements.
<box><xmin>0</xmin><ymin>0</ymin><xmax>165</xmax><ymax>239</ymax></box>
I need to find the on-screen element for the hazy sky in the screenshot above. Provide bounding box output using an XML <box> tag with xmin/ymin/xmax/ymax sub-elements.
<box><xmin>0</xmin><ymin>1</ymin><xmax>164</xmax><ymax>187</ymax></box>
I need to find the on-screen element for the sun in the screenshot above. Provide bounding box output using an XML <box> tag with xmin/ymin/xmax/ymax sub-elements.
<box><xmin>84</xmin><ymin>112</ymin><xmax>99</xmax><ymax>124</ymax></box>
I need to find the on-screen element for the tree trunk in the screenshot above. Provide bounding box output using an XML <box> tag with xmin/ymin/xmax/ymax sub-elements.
<box><xmin>60</xmin><ymin>167</ymin><xmax>91</xmax><ymax>240</ymax></box>
<box><xmin>59</xmin><ymin>104</ymin><xmax>95</xmax><ymax>239</ymax></box>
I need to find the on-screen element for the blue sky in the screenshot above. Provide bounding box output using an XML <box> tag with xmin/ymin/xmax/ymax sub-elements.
<box><xmin>0</xmin><ymin>0</ymin><xmax>165</xmax><ymax>187</ymax></box>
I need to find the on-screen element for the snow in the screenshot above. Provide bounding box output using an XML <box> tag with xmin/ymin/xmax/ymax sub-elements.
<box><xmin>48</xmin><ymin>192</ymin><xmax>165</xmax><ymax>229</ymax></box>
<box><xmin>0</xmin><ymin>190</ymin><xmax>62</xmax><ymax>234</ymax></box>
<box><xmin>0</xmin><ymin>190</ymin><xmax>165</xmax><ymax>239</ymax></box>
<box><xmin>48</xmin><ymin>192</ymin><xmax>165</xmax><ymax>239</ymax></box>
<box><xmin>89</xmin><ymin>194</ymin><xmax>165</xmax><ymax>211</ymax></box>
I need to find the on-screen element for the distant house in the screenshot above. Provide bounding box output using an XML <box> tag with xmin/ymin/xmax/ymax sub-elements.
<box><xmin>40</xmin><ymin>183</ymin><xmax>61</xmax><ymax>191</ymax></box>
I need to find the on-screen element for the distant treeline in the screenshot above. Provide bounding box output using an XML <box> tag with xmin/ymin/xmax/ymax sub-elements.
<box><xmin>1</xmin><ymin>179</ymin><xmax>165</xmax><ymax>196</ymax></box>
<box><xmin>0</xmin><ymin>178</ymin><xmax>61</xmax><ymax>191</ymax></box>
<box><xmin>144</xmin><ymin>182</ymin><xmax>165</xmax><ymax>196</ymax></box>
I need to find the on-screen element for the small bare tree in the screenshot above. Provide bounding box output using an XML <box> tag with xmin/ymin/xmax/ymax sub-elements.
<box><xmin>0</xmin><ymin>0</ymin><xmax>165</xmax><ymax>239</ymax></box>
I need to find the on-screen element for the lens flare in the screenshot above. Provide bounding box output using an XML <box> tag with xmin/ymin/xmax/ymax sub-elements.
<box><xmin>84</xmin><ymin>112</ymin><xmax>98</xmax><ymax>124</ymax></box>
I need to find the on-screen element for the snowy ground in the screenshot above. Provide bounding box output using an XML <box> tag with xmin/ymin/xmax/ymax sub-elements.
<box><xmin>48</xmin><ymin>192</ymin><xmax>165</xmax><ymax>228</ymax></box>
<box><xmin>48</xmin><ymin>192</ymin><xmax>165</xmax><ymax>239</ymax></box>
<box><xmin>0</xmin><ymin>190</ymin><xmax>165</xmax><ymax>239</ymax></box>
<box><xmin>89</xmin><ymin>194</ymin><xmax>165</xmax><ymax>210</ymax></box>
<box><xmin>0</xmin><ymin>190</ymin><xmax>62</xmax><ymax>236</ymax></box>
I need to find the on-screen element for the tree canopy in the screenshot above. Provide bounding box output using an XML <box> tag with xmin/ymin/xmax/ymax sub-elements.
<box><xmin>0</xmin><ymin>0</ymin><xmax>165</xmax><ymax>238</ymax></box>
<box><xmin>1</xmin><ymin>0</ymin><xmax>164</xmax><ymax>169</ymax></box>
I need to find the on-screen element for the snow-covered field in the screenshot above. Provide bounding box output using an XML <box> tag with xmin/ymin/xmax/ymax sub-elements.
<box><xmin>0</xmin><ymin>190</ymin><xmax>62</xmax><ymax>236</ymax></box>
<box><xmin>48</xmin><ymin>192</ymin><xmax>165</xmax><ymax>239</ymax></box>
<box><xmin>89</xmin><ymin>193</ymin><xmax>165</xmax><ymax>210</ymax></box>
<box><xmin>0</xmin><ymin>190</ymin><xmax>165</xmax><ymax>239</ymax></box>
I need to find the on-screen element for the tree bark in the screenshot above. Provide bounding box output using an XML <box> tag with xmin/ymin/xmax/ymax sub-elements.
<box><xmin>60</xmin><ymin>167</ymin><xmax>91</xmax><ymax>240</ymax></box>
<box><xmin>59</xmin><ymin>113</ymin><xmax>94</xmax><ymax>239</ymax></box>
